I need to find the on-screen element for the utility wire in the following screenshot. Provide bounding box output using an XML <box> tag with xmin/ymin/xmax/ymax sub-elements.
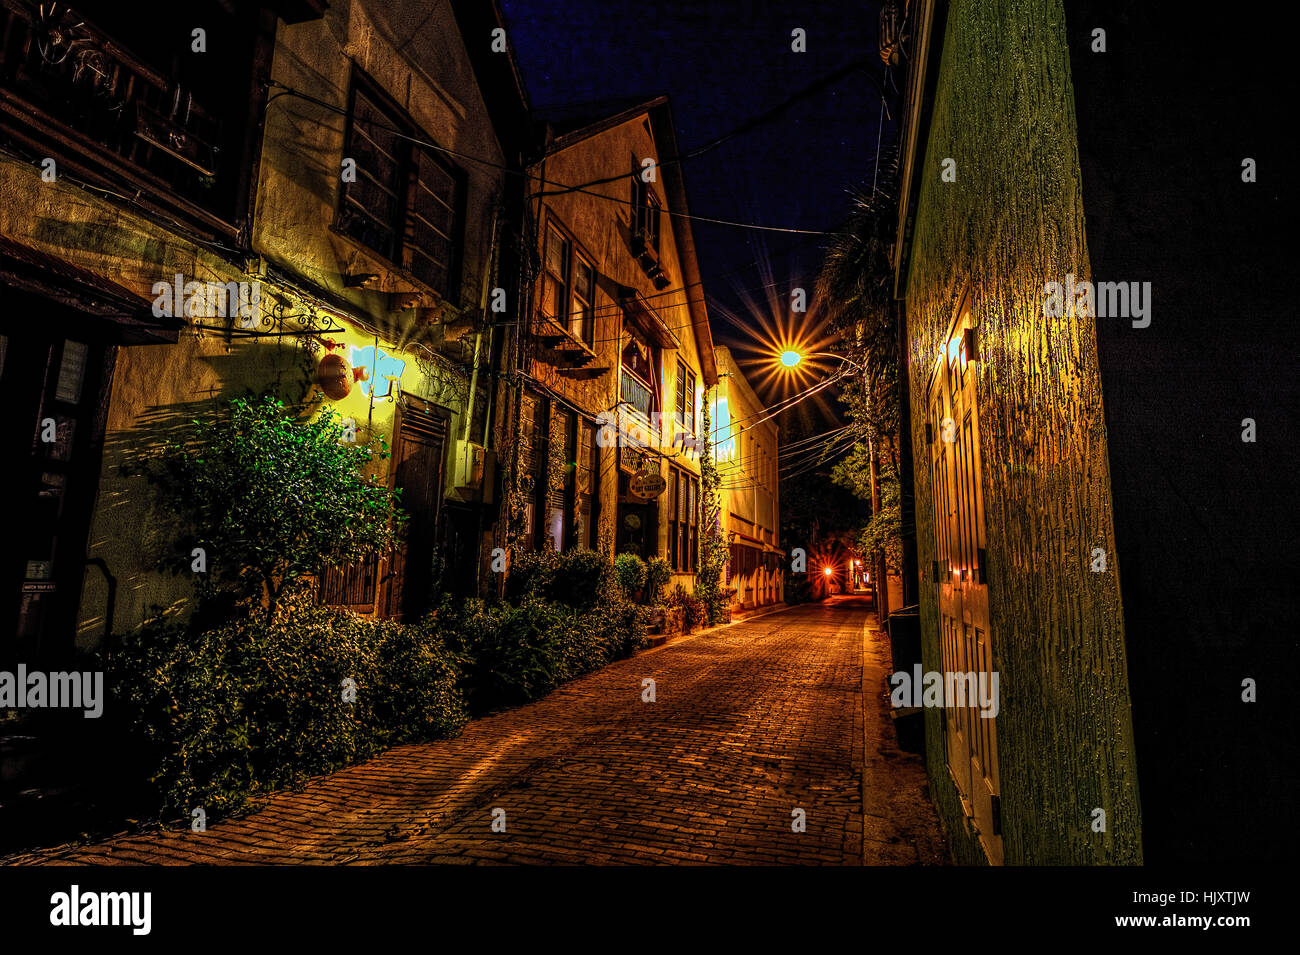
<box><xmin>266</xmin><ymin>80</ymin><xmax>840</xmax><ymax>235</ymax></box>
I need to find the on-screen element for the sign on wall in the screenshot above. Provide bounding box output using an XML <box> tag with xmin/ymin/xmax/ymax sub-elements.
<box><xmin>630</xmin><ymin>469</ymin><xmax>667</xmax><ymax>499</ymax></box>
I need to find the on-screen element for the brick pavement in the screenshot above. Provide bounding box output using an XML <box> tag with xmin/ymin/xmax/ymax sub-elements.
<box><xmin>3</xmin><ymin>595</ymin><xmax>948</xmax><ymax>865</ymax></box>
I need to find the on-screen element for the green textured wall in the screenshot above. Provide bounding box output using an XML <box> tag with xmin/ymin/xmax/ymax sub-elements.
<box><xmin>904</xmin><ymin>0</ymin><xmax>1142</xmax><ymax>864</ymax></box>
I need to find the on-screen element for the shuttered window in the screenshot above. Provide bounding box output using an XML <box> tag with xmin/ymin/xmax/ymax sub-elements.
<box><xmin>338</xmin><ymin>76</ymin><xmax>464</xmax><ymax>300</ymax></box>
<box><xmin>575</xmin><ymin>419</ymin><xmax>598</xmax><ymax>550</ymax></box>
<box><xmin>675</xmin><ymin>360</ymin><xmax>696</xmax><ymax>436</ymax></box>
<box><xmin>667</xmin><ymin>466</ymin><xmax>699</xmax><ymax>572</ymax></box>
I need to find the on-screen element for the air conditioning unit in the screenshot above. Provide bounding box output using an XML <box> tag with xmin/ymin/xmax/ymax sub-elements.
<box><xmin>452</xmin><ymin>440</ymin><xmax>496</xmax><ymax>504</ymax></box>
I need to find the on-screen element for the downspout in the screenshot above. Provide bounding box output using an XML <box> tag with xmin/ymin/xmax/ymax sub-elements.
<box><xmin>464</xmin><ymin>197</ymin><xmax>502</xmax><ymax>443</ymax></box>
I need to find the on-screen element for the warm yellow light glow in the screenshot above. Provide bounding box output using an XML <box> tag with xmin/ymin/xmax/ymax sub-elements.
<box><xmin>822</xmin><ymin>566</ymin><xmax>834</xmax><ymax>577</ymax></box>
<box><xmin>780</xmin><ymin>350</ymin><xmax>802</xmax><ymax>368</ymax></box>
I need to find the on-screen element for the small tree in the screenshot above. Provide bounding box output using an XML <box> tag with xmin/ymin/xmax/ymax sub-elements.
<box><xmin>831</xmin><ymin>443</ymin><xmax>903</xmax><ymax>576</ymax></box>
<box><xmin>696</xmin><ymin>398</ymin><xmax>732</xmax><ymax>625</ymax></box>
<box><xmin>155</xmin><ymin>393</ymin><xmax>405</xmax><ymax>622</ymax></box>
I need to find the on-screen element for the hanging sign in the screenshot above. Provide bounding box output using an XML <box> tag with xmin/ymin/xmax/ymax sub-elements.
<box><xmin>630</xmin><ymin>469</ymin><xmax>667</xmax><ymax>499</ymax></box>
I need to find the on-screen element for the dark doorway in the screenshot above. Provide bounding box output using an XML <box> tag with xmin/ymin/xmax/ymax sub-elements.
<box><xmin>615</xmin><ymin>470</ymin><xmax>658</xmax><ymax>558</ymax></box>
<box><xmin>1</xmin><ymin>327</ymin><xmax>115</xmax><ymax>669</ymax></box>
<box><xmin>382</xmin><ymin>396</ymin><xmax>449</xmax><ymax>621</ymax></box>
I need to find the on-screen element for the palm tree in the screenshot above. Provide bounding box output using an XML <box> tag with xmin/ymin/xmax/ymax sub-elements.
<box><xmin>814</xmin><ymin>164</ymin><xmax>907</xmax><ymax>610</ymax></box>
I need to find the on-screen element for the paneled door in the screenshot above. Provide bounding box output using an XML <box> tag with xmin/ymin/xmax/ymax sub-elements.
<box><xmin>382</xmin><ymin>398</ymin><xmax>449</xmax><ymax>621</ymax></box>
<box><xmin>928</xmin><ymin>293</ymin><xmax>1001</xmax><ymax>864</ymax></box>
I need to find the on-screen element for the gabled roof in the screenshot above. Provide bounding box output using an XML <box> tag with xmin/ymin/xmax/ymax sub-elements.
<box><xmin>531</xmin><ymin>96</ymin><xmax>718</xmax><ymax>386</ymax></box>
<box><xmin>533</xmin><ymin>95</ymin><xmax>670</xmax><ymax>157</ymax></box>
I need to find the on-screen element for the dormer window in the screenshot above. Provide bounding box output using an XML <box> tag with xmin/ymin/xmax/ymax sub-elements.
<box><xmin>630</xmin><ymin>177</ymin><xmax>669</xmax><ymax>289</ymax></box>
<box><xmin>632</xmin><ymin>177</ymin><xmax>660</xmax><ymax>254</ymax></box>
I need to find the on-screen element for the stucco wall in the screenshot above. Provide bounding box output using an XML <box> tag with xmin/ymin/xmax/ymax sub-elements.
<box><xmin>904</xmin><ymin>0</ymin><xmax>1141</xmax><ymax>864</ymax></box>
<box><xmin>525</xmin><ymin>112</ymin><xmax>710</xmax><ymax>582</ymax></box>
<box><xmin>714</xmin><ymin>346</ymin><xmax>780</xmax><ymax>607</ymax></box>
<box><xmin>257</xmin><ymin>0</ymin><xmax>505</xmax><ymax>320</ymax></box>
<box><xmin>0</xmin><ymin>0</ymin><xmax>508</xmax><ymax>644</ymax></box>
<box><xmin>0</xmin><ymin>155</ymin><xmax>305</xmax><ymax>644</ymax></box>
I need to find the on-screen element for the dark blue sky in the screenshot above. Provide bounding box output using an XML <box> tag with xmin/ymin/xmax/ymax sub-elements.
<box><xmin>500</xmin><ymin>0</ymin><xmax>898</xmax><ymax>401</ymax></box>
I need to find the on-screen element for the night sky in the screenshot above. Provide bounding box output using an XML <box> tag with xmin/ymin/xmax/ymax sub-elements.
<box><xmin>500</xmin><ymin>0</ymin><xmax>897</xmax><ymax>411</ymax></box>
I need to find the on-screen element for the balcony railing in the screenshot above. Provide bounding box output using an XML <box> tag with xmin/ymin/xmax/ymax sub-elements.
<box><xmin>620</xmin><ymin>369</ymin><xmax>655</xmax><ymax>420</ymax></box>
<box><xmin>0</xmin><ymin>1</ymin><xmax>234</xmax><ymax>231</ymax></box>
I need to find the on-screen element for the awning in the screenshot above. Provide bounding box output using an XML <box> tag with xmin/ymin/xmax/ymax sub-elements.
<box><xmin>0</xmin><ymin>236</ymin><xmax>181</xmax><ymax>344</ymax></box>
<box><xmin>618</xmin><ymin>286</ymin><xmax>679</xmax><ymax>349</ymax></box>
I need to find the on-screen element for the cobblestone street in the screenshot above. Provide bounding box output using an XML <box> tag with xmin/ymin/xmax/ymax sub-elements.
<box><xmin>4</xmin><ymin>596</ymin><xmax>947</xmax><ymax>866</ymax></box>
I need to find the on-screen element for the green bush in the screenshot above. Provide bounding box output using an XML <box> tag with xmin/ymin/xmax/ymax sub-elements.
<box><xmin>785</xmin><ymin>572</ymin><xmax>816</xmax><ymax>605</ymax></box>
<box><xmin>147</xmin><ymin>394</ymin><xmax>403</xmax><ymax>622</ymax></box>
<box><xmin>109</xmin><ymin>594</ymin><xmax>466</xmax><ymax>819</ymax></box>
<box><xmin>441</xmin><ymin>596</ymin><xmax>568</xmax><ymax>707</ymax></box>
<box><xmin>644</xmin><ymin>556</ymin><xmax>672</xmax><ymax>606</ymax></box>
<box><xmin>667</xmin><ymin>583</ymin><xmax>706</xmax><ymax>633</ymax></box>
<box><xmin>441</xmin><ymin>589</ymin><xmax>649</xmax><ymax>711</ymax></box>
<box><xmin>107</xmin><ymin>549</ymin><xmax>650</xmax><ymax>824</ymax></box>
<box><xmin>503</xmin><ymin>548</ymin><xmax>561</xmax><ymax>603</ymax></box>
<box><xmin>508</xmin><ymin>548</ymin><xmax>611</xmax><ymax>611</ymax></box>
<box><xmin>613</xmin><ymin>553</ymin><xmax>647</xmax><ymax>598</ymax></box>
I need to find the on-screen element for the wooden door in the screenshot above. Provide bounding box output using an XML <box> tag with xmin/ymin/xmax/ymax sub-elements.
<box><xmin>383</xmin><ymin>398</ymin><xmax>449</xmax><ymax>621</ymax></box>
<box><xmin>2</xmin><ymin>329</ymin><xmax>114</xmax><ymax>666</ymax></box>
<box><xmin>928</xmin><ymin>295</ymin><xmax>1002</xmax><ymax>864</ymax></box>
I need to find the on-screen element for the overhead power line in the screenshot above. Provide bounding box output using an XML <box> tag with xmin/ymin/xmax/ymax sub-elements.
<box><xmin>266</xmin><ymin>80</ymin><xmax>843</xmax><ymax>235</ymax></box>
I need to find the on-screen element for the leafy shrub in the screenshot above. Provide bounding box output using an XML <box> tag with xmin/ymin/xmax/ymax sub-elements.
<box><xmin>147</xmin><ymin>394</ymin><xmax>404</xmax><ymax>622</ymax></box>
<box><xmin>613</xmin><ymin>553</ymin><xmax>647</xmax><ymax>598</ymax></box>
<box><xmin>504</xmin><ymin>548</ymin><xmax>562</xmax><ymax>603</ymax></box>
<box><xmin>667</xmin><ymin>583</ymin><xmax>706</xmax><ymax>633</ymax></box>
<box><xmin>109</xmin><ymin>593</ymin><xmax>466</xmax><ymax>819</ymax></box>
<box><xmin>108</xmin><ymin>549</ymin><xmax>650</xmax><ymax>823</ymax></box>
<box><xmin>441</xmin><ymin>589</ymin><xmax>649</xmax><ymax>711</ymax></box>
<box><xmin>592</xmin><ymin>596</ymin><xmax>653</xmax><ymax>661</ymax></box>
<box><xmin>785</xmin><ymin>572</ymin><xmax>815</xmax><ymax>605</ymax></box>
<box><xmin>508</xmin><ymin>548</ymin><xmax>612</xmax><ymax>611</ymax></box>
<box><xmin>644</xmin><ymin>556</ymin><xmax>672</xmax><ymax>606</ymax></box>
<box><xmin>440</xmin><ymin>596</ymin><xmax>569</xmax><ymax>708</ymax></box>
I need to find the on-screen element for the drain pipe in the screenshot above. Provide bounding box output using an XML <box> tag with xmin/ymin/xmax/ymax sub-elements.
<box><xmin>464</xmin><ymin>197</ymin><xmax>502</xmax><ymax>443</ymax></box>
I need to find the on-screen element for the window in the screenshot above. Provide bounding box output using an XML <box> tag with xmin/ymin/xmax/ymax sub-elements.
<box><xmin>338</xmin><ymin>77</ymin><xmax>464</xmax><ymax>300</ymax></box>
<box><xmin>675</xmin><ymin>360</ymin><xmax>696</xmax><ymax>436</ymax></box>
<box><xmin>632</xmin><ymin>177</ymin><xmax>661</xmax><ymax>253</ymax></box>
<box><xmin>620</xmin><ymin>324</ymin><xmax>658</xmax><ymax>419</ymax></box>
<box><xmin>572</xmin><ymin>258</ymin><xmax>595</xmax><ymax>346</ymax></box>
<box><xmin>575</xmin><ymin>420</ymin><xmax>599</xmax><ymax>550</ymax></box>
<box><xmin>668</xmin><ymin>466</ymin><xmax>699</xmax><ymax>572</ymax></box>
<box><xmin>546</xmin><ymin>409</ymin><xmax>575</xmax><ymax>551</ymax></box>
<box><xmin>539</xmin><ymin>220</ymin><xmax>596</xmax><ymax>347</ymax></box>
<box><xmin>319</xmin><ymin>556</ymin><xmax>380</xmax><ymax>610</ymax></box>
<box><xmin>55</xmin><ymin>341</ymin><xmax>88</xmax><ymax>404</ymax></box>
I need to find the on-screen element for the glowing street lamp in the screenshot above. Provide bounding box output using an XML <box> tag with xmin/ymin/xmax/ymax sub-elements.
<box><xmin>774</xmin><ymin>349</ymin><xmax>867</xmax><ymax>374</ymax></box>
